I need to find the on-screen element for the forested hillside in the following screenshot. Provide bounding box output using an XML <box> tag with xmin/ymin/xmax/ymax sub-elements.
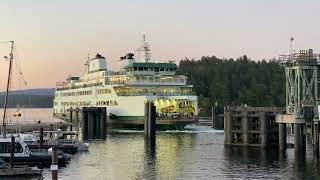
<box><xmin>0</xmin><ymin>89</ymin><xmax>54</xmax><ymax>108</ymax></box>
<box><xmin>177</xmin><ymin>55</ymin><xmax>285</xmax><ymax>113</ymax></box>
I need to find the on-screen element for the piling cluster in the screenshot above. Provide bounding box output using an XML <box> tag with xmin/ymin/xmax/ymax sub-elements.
<box><xmin>224</xmin><ymin>106</ymin><xmax>285</xmax><ymax>147</ymax></box>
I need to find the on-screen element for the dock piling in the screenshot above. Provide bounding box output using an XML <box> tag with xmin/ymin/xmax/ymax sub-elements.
<box><xmin>82</xmin><ymin>107</ymin><xmax>107</xmax><ymax>140</ymax></box>
<box><xmin>51</xmin><ymin>146</ymin><xmax>58</xmax><ymax>180</ymax></box>
<box><xmin>10</xmin><ymin>135</ymin><xmax>14</xmax><ymax>169</ymax></box>
<box><xmin>260</xmin><ymin>113</ymin><xmax>268</xmax><ymax>147</ymax></box>
<box><xmin>279</xmin><ymin>123</ymin><xmax>287</xmax><ymax>150</ymax></box>
<box><xmin>294</xmin><ymin>124</ymin><xmax>306</xmax><ymax>152</ymax></box>
<box><xmin>40</xmin><ymin>127</ymin><xmax>44</xmax><ymax>149</ymax></box>
<box><xmin>70</xmin><ymin>108</ymin><xmax>73</xmax><ymax>131</ymax></box>
<box><xmin>242</xmin><ymin>111</ymin><xmax>248</xmax><ymax>146</ymax></box>
<box><xmin>144</xmin><ymin>102</ymin><xmax>156</xmax><ymax>144</ymax></box>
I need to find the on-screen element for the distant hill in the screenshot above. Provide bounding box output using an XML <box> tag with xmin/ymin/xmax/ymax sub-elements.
<box><xmin>0</xmin><ymin>88</ymin><xmax>55</xmax><ymax>96</ymax></box>
<box><xmin>0</xmin><ymin>88</ymin><xmax>55</xmax><ymax>108</ymax></box>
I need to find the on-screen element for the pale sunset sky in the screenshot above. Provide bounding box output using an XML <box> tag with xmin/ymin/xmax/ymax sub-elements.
<box><xmin>0</xmin><ymin>0</ymin><xmax>319</xmax><ymax>90</ymax></box>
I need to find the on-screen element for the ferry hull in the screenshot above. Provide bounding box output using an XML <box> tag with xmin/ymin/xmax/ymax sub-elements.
<box><xmin>54</xmin><ymin>113</ymin><xmax>198</xmax><ymax>130</ymax></box>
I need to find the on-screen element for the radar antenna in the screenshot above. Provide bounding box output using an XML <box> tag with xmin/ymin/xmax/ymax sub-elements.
<box><xmin>136</xmin><ymin>33</ymin><xmax>151</xmax><ymax>62</ymax></box>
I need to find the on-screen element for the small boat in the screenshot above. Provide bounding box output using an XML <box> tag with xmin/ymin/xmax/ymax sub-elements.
<box><xmin>0</xmin><ymin>159</ymin><xmax>41</xmax><ymax>176</ymax></box>
<box><xmin>19</xmin><ymin>130</ymin><xmax>89</xmax><ymax>154</ymax></box>
<box><xmin>0</xmin><ymin>137</ymin><xmax>70</xmax><ymax>166</ymax></box>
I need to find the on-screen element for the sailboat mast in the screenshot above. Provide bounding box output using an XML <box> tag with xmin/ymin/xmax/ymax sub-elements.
<box><xmin>2</xmin><ymin>41</ymin><xmax>14</xmax><ymax>138</ymax></box>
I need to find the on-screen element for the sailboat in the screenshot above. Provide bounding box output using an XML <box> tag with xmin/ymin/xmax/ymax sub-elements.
<box><xmin>1</xmin><ymin>41</ymin><xmax>14</xmax><ymax>138</ymax></box>
<box><xmin>0</xmin><ymin>41</ymin><xmax>70</xmax><ymax>168</ymax></box>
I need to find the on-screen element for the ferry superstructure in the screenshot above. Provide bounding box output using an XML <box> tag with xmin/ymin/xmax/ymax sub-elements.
<box><xmin>53</xmin><ymin>36</ymin><xmax>198</xmax><ymax>129</ymax></box>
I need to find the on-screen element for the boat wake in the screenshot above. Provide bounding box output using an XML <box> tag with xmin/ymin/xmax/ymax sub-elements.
<box><xmin>110</xmin><ymin>125</ymin><xmax>224</xmax><ymax>134</ymax></box>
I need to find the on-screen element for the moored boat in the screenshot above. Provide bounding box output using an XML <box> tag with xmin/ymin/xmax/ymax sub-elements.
<box><xmin>0</xmin><ymin>137</ymin><xmax>70</xmax><ymax>166</ymax></box>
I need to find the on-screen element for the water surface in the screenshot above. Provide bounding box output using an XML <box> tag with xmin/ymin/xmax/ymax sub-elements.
<box><xmin>2</xmin><ymin>109</ymin><xmax>320</xmax><ymax>180</ymax></box>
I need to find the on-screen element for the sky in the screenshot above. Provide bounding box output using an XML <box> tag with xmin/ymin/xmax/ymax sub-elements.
<box><xmin>0</xmin><ymin>0</ymin><xmax>319</xmax><ymax>90</ymax></box>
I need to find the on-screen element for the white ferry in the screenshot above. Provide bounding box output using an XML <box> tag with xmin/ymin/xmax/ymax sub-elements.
<box><xmin>53</xmin><ymin>36</ymin><xmax>198</xmax><ymax>129</ymax></box>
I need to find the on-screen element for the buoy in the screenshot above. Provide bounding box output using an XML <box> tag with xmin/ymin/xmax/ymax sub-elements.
<box><xmin>13</xmin><ymin>112</ymin><xmax>22</xmax><ymax>117</ymax></box>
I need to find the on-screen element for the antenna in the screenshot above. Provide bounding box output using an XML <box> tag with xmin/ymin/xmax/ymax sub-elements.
<box><xmin>84</xmin><ymin>53</ymin><xmax>90</xmax><ymax>74</ymax></box>
<box><xmin>142</xmin><ymin>33</ymin><xmax>146</xmax><ymax>44</ymax></box>
<box><xmin>290</xmin><ymin>37</ymin><xmax>294</xmax><ymax>60</ymax></box>
<box><xmin>136</xmin><ymin>33</ymin><xmax>151</xmax><ymax>63</ymax></box>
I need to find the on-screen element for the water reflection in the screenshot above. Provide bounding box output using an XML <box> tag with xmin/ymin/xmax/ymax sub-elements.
<box><xmin>29</xmin><ymin>128</ymin><xmax>320</xmax><ymax>179</ymax></box>
<box><xmin>223</xmin><ymin>147</ymin><xmax>283</xmax><ymax>179</ymax></box>
<box><xmin>142</xmin><ymin>141</ymin><xmax>157</xmax><ymax>180</ymax></box>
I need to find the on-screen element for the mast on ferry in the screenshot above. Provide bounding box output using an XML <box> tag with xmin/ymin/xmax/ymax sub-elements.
<box><xmin>2</xmin><ymin>41</ymin><xmax>14</xmax><ymax>138</ymax></box>
<box><xmin>136</xmin><ymin>34</ymin><xmax>151</xmax><ymax>62</ymax></box>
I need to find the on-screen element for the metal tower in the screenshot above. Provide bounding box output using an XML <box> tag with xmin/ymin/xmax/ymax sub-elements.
<box><xmin>277</xmin><ymin>48</ymin><xmax>320</xmax><ymax>152</ymax></box>
<box><xmin>280</xmin><ymin>49</ymin><xmax>319</xmax><ymax>123</ymax></box>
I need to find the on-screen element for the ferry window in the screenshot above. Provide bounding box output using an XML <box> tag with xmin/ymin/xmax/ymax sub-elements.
<box><xmin>134</xmin><ymin>67</ymin><xmax>137</xmax><ymax>71</ymax></box>
<box><xmin>114</xmin><ymin>101</ymin><xmax>118</xmax><ymax>106</ymax></box>
<box><xmin>154</xmin><ymin>67</ymin><xmax>159</xmax><ymax>72</ymax></box>
<box><xmin>3</xmin><ymin>143</ymin><xmax>22</xmax><ymax>153</ymax></box>
<box><xmin>0</xmin><ymin>143</ymin><xmax>5</xmax><ymax>153</ymax></box>
<box><xmin>106</xmin><ymin>101</ymin><xmax>110</xmax><ymax>106</ymax></box>
<box><xmin>15</xmin><ymin>143</ymin><xmax>23</xmax><ymax>153</ymax></box>
<box><xmin>160</xmin><ymin>68</ymin><xmax>164</xmax><ymax>71</ymax></box>
<box><xmin>144</xmin><ymin>67</ymin><xmax>148</xmax><ymax>71</ymax></box>
<box><xmin>138</xmin><ymin>67</ymin><xmax>143</xmax><ymax>71</ymax></box>
<box><xmin>169</xmin><ymin>68</ymin><xmax>173</xmax><ymax>71</ymax></box>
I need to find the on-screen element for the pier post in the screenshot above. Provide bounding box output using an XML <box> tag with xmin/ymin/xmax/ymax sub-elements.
<box><xmin>51</xmin><ymin>146</ymin><xmax>58</xmax><ymax>180</ymax></box>
<box><xmin>49</xmin><ymin>124</ymin><xmax>53</xmax><ymax>139</ymax></box>
<box><xmin>279</xmin><ymin>123</ymin><xmax>287</xmax><ymax>151</ymax></box>
<box><xmin>10</xmin><ymin>136</ymin><xmax>14</xmax><ymax>169</ymax></box>
<box><xmin>75</xmin><ymin>108</ymin><xmax>80</xmax><ymax>131</ymax></box>
<box><xmin>316</xmin><ymin>123</ymin><xmax>320</xmax><ymax>155</ymax></box>
<box><xmin>88</xmin><ymin>112</ymin><xmax>95</xmax><ymax>139</ymax></box>
<box><xmin>294</xmin><ymin>124</ymin><xmax>301</xmax><ymax>151</ymax></box>
<box><xmin>99</xmin><ymin>108</ymin><xmax>107</xmax><ymax>140</ymax></box>
<box><xmin>242</xmin><ymin>111</ymin><xmax>248</xmax><ymax>146</ymax></box>
<box><xmin>260</xmin><ymin>112</ymin><xmax>268</xmax><ymax>147</ymax></box>
<box><xmin>144</xmin><ymin>102</ymin><xmax>156</xmax><ymax>144</ymax></box>
<box><xmin>294</xmin><ymin>124</ymin><xmax>305</xmax><ymax>152</ymax></box>
<box><xmin>212</xmin><ymin>106</ymin><xmax>215</xmax><ymax>129</ymax></box>
<box><xmin>81</xmin><ymin>107</ymin><xmax>107</xmax><ymax>140</ymax></box>
<box><xmin>39</xmin><ymin>127</ymin><xmax>44</xmax><ymax>149</ymax></box>
<box><xmin>144</xmin><ymin>102</ymin><xmax>149</xmax><ymax>139</ymax></box>
<box><xmin>82</xmin><ymin>111</ymin><xmax>88</xmax><ymax>140</ymax></box>
<box><xmin>69</xmin><ymin>108</ymin><xmax>73</xmax><ymax>131</ymax></box>
<box><xmin>224</xmin><ymin>110</ymin><xmax>233</xmax><ymax>145</ymax></box>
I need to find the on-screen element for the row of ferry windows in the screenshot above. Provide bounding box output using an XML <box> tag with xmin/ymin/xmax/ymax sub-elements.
<box><xmin>96</xmin><ymin>100</ymin><xmax>118</xmax><ymax>106</ymax></box>
<box><xmin>132</xmin><ymin>67</ymin><xmax>177</xmax><ymax>72</ymax></box>
<box><xmin>58</xmin><ymin>100</ymin><xmax>118</xmax><ymax>106</ymax></box>
<box><xmin>60</xmin><ymin>88</ymin><xmax>112</xmax><ymax>97</ymax></box>
<box><xmin>61</xmin><ymin>90</ymin><xmax>92</xmax><ymax>97</ymax></box>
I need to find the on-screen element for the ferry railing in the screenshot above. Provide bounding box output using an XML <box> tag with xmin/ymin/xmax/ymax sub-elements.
<box><xmin>125</xmin><ymin>80</ymin><xmax>186</xmax><ymax>85</ymax></box>
<box><xmin>115</xmin><ymin>92</ymin><xmax>196</xmax><ymax>96</ymax></box>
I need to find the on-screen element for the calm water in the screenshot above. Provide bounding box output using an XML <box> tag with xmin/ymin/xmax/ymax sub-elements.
<box><xmin>2</xmin><ymin>109</ymin><xmax>320</xmax><ymax>180</ymax></box>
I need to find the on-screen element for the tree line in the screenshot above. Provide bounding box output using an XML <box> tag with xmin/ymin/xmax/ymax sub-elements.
<box><xmin>177</xmin><ymin>55</ymin><xmax>285</xmax><ymax>115</ymax></box>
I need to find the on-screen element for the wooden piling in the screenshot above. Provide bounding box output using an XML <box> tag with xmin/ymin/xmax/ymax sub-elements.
<box><xmin>242</xmin><ymin>111</ymin><xmax>248</xmax><ymax>146</ymax></box>
<box><xmin>82</xmin><ymin>111</ymin><xmax>88</xmax><ymax>140</ymax></box>
<box><xmin>82</xmin><ymin>107</ymin><xmax>107</xmax><ymax>140</ymax></box>
<box><xmin>51</xmin><ymin>146</ymin><xmax>58</xmax><ymax>180</ymax></box>
<box><xmin>260</xmin><ymin>113</ymin><xmax>268</xmax><ymax>147</ymax></box>
<box><xmin>144</xmin><ymin>102</ymin><xmax>156</xmax><ymax>143</ymax></box>
<box><xmin>211</xmin><ymin>106</ymin><xmax>215</xmax><ymax>129</ymax></box>
<box><xmin>39</xmin><ymin>127</ymin><xmax>44</xmax><ymax>149</ymax></box>
<box><xmin>75</xmin><ymin>108</ymin><xmax>79</xmax><ymax>130</ymax></box>
<box><xmin>10</xmin><ymin>136</ymin><xmax>15</xmax><ymax>169</ymax></box>
<box><xmin>279</xmin><ymin>123</ymin><xmax>287</xmax><ymax>151</ymax></box>
<box><xmin>69</xmin><ymin>108</ymin><xmax>73</xmax><ymax>131</ymax></box>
